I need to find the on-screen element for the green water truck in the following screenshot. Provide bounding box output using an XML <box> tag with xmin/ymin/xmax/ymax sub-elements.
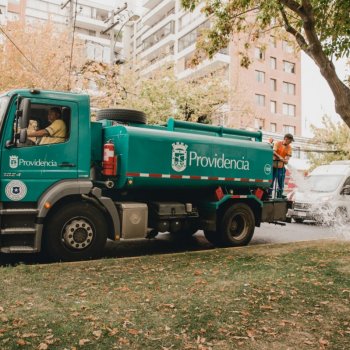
<box><xmin>0</xmin><ymin>89</ymin><xmax>291</xmax><ymax>261</ymax></box>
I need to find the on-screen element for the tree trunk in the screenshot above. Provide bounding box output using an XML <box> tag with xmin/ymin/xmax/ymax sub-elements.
<box><xmin>299</xmin><ymin>1</ymin><xmax>350</xmax><ymax>129</ymax></box>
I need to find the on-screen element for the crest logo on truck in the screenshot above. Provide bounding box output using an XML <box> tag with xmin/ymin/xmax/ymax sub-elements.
<box><xmin>172</xmin><ymin>142</ymin><xmax>188</xmax><ymax>172</ymax></box>
<box><xmin>5</xmin><ymin>180</ymin><xmax>27</xmax><ymax>201</ymax></box>
<box><xmin>9</xmin><ymin>155</ymin><xmax>18</xmax><ymax>169</ymax></box>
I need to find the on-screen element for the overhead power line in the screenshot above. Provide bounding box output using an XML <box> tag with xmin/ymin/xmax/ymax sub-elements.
<box><xmin>0</xmin><ymin>24</ymin><xmax>41</xmax><ymax>74</ymax></box>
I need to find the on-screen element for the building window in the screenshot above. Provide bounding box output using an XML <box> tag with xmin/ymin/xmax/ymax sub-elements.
<box><xmin>255</xmin><ymin>94</ymin><xmax>265</xmax><ymax>106</ymax></box>
<box><xmin>270</xmin><ymin>36</ymin><xmax>277</xmax><ymax>48</ymax></box>
<box><xmin>270</xmin><ymin>123</ymin><xmax>277</xmax><ymax>132</ymax></box>
<box><xmin>283</xmin><ymin>103</ymin><xmax>296</xmax><ymax>116</ymax></box>
<box><xmin>283</xmin><ymin>82</ymin><xmax>296</xmax><ymax>95</ymax></box>
<box><xmin>178</xmin><ymin>20</ymin><xmax>210</xmax><ymax>52</ymax></box>
<box><xmin>255</xmin><ymin>70</ymin><xmax>265</xmax><ymax>83</ymax></box>
<box><xmin>144</xmin><ymin>21</ymin><xmax>175</xmax><ymax>51</ymax></box>
<box><xmin>282</xmin><ymin>40</ymin><xmax>294</xmax><ymax>53</ymax></box>
<box><xmin>254</xmin><ymin>47</ymin><xmax>265</xmax><ymax>60</ymax></box>
<box><xmin>270</xmin><ymin>100</ymin><xmax>277</xmax><ymax>114</ymax></box>
<box><xmin>270</xmin><ymin>78</ymin><xmax>277</xmax><ymax>91</ymax></box>
<box><xmin>283</xmin><ymin>125</ymin><xmax>296</xmax><ymax>134</ymax></box>
<box><xmin>283</xmin><ymin>61</ymin><xmax>295</xmax><ymax>73</ymax></box>
<box><xmin>254</xmin><ymin>118</ymin><xmax>265</xmax><ymax>129</ymax></box>
<box><xmin>270</xmin><ymin>57</ymin><xmax>277</xmax><ymax>70</ymax></box>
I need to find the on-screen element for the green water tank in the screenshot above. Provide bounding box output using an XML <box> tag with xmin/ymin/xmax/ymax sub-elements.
<box><xmin>103</xmin><ymin>118</ymin><xmax>273</xmax><ymax>190</ymax></box>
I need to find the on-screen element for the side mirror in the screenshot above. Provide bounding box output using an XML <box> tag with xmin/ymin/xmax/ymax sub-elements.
<box><xmin>19</xmin><ymin>128</ymin><xmax>27</xmax><ymax>144</ymax></box>
<box><xmin>19</xmin><ymin>98</ymin><xmax>31</xmax><ymax>129</ymax></box>
<box><xmin>341</xmin><ymin>185</ymin><xmax>350</xmax><ymax>195</ymax></box>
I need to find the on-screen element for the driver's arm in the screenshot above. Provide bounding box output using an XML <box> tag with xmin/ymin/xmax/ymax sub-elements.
<box><xmin>27</xmin><ymin>129</ymin><xmax>49</xmax><ymax>137</ymax></box>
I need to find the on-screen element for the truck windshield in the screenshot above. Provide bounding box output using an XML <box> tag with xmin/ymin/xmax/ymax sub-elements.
<box><xmin>306</xmin><ymin>174</ymin><xmax>343</xmax><ymax>193</ymax></box>
<box><xmin>0</xmin><ymin>96</ymin><xmax>10</xmax><ymax>125</ymax></box>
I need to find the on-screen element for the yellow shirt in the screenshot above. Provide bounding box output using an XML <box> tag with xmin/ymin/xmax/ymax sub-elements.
<box><xmin>40</xmin><ymin>119</ymin><xmax>67</xmax><ymax>145</ymax></box>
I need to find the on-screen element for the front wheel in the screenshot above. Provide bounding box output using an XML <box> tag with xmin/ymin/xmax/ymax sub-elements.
<box><xmin>217</xmin><ymin>203</ymin><xmax>255</xmax><ymax>247</ymax></box>
<box><xmin>43</xmin><ymin>202</ymin><xmax>108</xmax><ymax>261</ymax></box>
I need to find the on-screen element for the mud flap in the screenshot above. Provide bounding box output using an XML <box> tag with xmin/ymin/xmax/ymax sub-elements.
<box><xmin>261</xmin><ymin>200</ymin><xmax>293</xmax><ymax>223</ymax></box>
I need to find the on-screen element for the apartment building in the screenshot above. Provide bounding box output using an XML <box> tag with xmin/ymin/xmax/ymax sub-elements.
<box><xmin>0</xmin><ymin>0</ymin><xmax>301</xmax><ymax>136</ymax></box>
<box><xmin>0</xmin><ymin>0</ymin><xmax>138</xmax><ymax>64</ymax></box>
<box><xmin>133</xmin><ymin>0</ymin><xmax>301</xmax><ymax>136</ymax></box>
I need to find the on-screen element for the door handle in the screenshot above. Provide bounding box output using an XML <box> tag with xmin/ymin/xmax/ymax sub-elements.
<box><xmin>58</xmin><ymin>162</ymin><xmax>76</xmax><ymax>168</ymax></box>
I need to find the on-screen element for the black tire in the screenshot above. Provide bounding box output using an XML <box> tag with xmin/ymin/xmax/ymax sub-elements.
<box><xmin>294</xmin><ymin>218</ymin><xmax>304</xmax><ymax>223</ymax></box>
<box><xmin>43</xmin><ymin>202</ymin><xmax>108</xmax><ymax>262</ymax></box>
<box><xmin>96</xmin><ymin>108</ymin><xmax>147</xmax><ymax>124</ymax></box>
<box><xmin>217</xmin><ymin>203</ymin><xmax>255</xmax><ymax>247</ymax></box>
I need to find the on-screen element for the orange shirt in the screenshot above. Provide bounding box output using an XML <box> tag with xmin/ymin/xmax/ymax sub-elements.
<box><xmin>273</xmin><ymin>141</ymin><xmax>292</xmax><ymax>168</ymax></box>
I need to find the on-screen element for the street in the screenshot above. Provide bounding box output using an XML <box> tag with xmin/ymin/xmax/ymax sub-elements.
<box><xmin>102</xmin><ymin>221</ymin><xmax>348</xmax><ymax>259</ymax></box>
<box><xmin>0</xmin><ymin>221</ymin><xmax>347</xmax><ymax>265</ymax></box>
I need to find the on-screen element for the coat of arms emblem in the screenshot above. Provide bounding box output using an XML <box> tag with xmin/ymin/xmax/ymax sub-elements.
<box><xmin>9</xmin><ymin>155</ymin><xmax>18</xmax><ymax>169</ymax></box>
<box><xmin>171</xmin><ymin>142</ymin><xmax>188</xmax><ymax>172</ymax></box>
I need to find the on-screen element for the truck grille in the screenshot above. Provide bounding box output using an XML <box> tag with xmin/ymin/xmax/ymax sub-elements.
<box><xmin>294</xmin><ymin>202</ymin><xmax>311</xmax><ymax>210</ymax></box>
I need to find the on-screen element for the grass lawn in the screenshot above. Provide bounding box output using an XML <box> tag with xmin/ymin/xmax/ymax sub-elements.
<box><xmin>1</xmin><ymin>240</ymin><xmax>350</xmax><ymax>349</ymax></box>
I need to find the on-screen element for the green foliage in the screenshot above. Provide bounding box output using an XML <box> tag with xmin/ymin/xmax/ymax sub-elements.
<box><xmin>308</xmin><ymin>115</ymin><xmax>350</xmax><ymax>169</ymax></box>
<box><xmin>181</xmin><ymin>0</ymin><xmax>350</xmax><ymax>59</ymax></box>
<box><xmin>90</xmin><ymin>64</ymin><xmax>228</xmax><ymax>125</ymax></box>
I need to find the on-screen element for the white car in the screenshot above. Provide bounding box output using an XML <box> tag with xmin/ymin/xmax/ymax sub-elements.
<box><xmin>288</xmin><ymin>161</ymin><xmax>350</xmax><ymax>224</ymax></box>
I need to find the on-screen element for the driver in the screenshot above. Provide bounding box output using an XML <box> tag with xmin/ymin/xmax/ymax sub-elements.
<box><xmin>27</xmin><ymin>107</ymin><xmax>66</xmax><ymax>145</ymax></box>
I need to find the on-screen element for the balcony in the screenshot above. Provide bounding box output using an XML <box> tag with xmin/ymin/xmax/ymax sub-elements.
<box><xmin>77</xmin><ymin>33</ymin><xmax>110</xmax><ymax>47</ymax></box>
<box><xmin>76</xmin><ymin>14</ymin><xmax>107</xmax><ymax>31</ymax></box>
<box><xmin>143</xmin><ymin>0</ymin><xmax>164</xmax><ymax>10</ymax></box>
<box><xmin>140</xmin><ymin>33</ymin><xmax>176</xmax><ymax>59</ymax></box>
<box><xmin>177</xmin><ymin>53</ymin><xmax>230</xmax><ymax>80</ymax></box>
<box><xmin>140</xmin><ymin>53</ymin><xmax>175</xmax><ymax>76</ymax></box>
<box><xmin>142</xmin><ymin>0</ymin><xmax>175</xmax><ymax>27</ymax></box>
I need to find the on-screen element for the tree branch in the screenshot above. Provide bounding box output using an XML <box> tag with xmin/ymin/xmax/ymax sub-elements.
<box><xmin>279</xmin><ymin>0</ymin><xmax>307</xmax><ymax>19</ymax></box>
<box><xmin>278</xmin><ymin>4</ymin><xmax>309</xmax><ymax>52</ymax></box>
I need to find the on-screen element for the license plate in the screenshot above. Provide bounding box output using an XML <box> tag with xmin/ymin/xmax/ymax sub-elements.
<box><xmin>297</xmin><ymin>212</ymin><xmax>307</xmax><ymax>217</ymax></box>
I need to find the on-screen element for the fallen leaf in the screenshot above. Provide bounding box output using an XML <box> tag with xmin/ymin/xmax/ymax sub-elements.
<box><xmin>247</xmin><ymin>330</ymin><xmax>255</xmax><ymax>338</ymax></box>
<box><xmin>38</xmin><ymin>343</ymin><xmax>48</xmax><ymax>350</ymax></box>
<box><xmin>22</xmin><ymin>333</ymin><xmax>38</xmax><ymax>338</ymax></box>
<box><xmin>16</xmin><ymin>339</ymin><xmax>26</xmax><ymax>346</ymax></box>
<box><xmin>78</xmin><ymin>339</ymin><xmax>90</xmax><ymax>346</ymax></box>
<box><xmin>92</xmin><ymin>330</ymin><xmax>102</xmax><ymax>339</ymax></box>
<box><xmin>128</xmin><ymin>328</ymin><xmax>139</xmax><ymax>335</ymax></box>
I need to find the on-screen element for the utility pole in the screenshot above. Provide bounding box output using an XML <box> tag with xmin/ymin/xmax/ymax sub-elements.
<box><xmin>101</xmin><ymin>2</ymin><xmax>128</xmax><ymax>65</ymax></box>
<box><xmin>61</xmin><ymin>0</ymin><xmax>74</xmax><ymax>28</ymax></box>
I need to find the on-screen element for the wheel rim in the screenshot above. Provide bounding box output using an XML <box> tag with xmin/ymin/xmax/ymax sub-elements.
<box><xmin>228</xmin><ymin>213</ymin><xmax>248</xmax><ymax>240</ymax></box>
<box><xmin>62</xmin><ymin>218</ymin><xmax>95</xmax><ymax>250</ymax></box>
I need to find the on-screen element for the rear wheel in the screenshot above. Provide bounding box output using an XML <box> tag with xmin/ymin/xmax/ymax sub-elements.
<box><xmin>43</xmin><ymin>202</ymin><xmax>108</xmax><ymax>261</ymax></box>
<box><xmin>217</xmin><ymin>203</ymin><xmax>255</xmax><ymax>247</ymax></box>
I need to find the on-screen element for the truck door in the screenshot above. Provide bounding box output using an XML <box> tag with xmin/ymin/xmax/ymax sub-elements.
<box><xmin>0</xmin><ymin>98</ymin><xmax>78</xmax><ymax>203</ymax></box>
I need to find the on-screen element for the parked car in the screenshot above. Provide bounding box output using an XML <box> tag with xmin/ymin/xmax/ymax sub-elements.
<box><xmin>288</xmin><ymin>161</ymin><xmax>350</xmax><ymax>224</ymax></box>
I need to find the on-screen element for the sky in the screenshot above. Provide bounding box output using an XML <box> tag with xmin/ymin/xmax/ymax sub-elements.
<box><xmin>301</xmin><ymin>54</ymin><xmax>349</xmax><ymax>137</ymax></box>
